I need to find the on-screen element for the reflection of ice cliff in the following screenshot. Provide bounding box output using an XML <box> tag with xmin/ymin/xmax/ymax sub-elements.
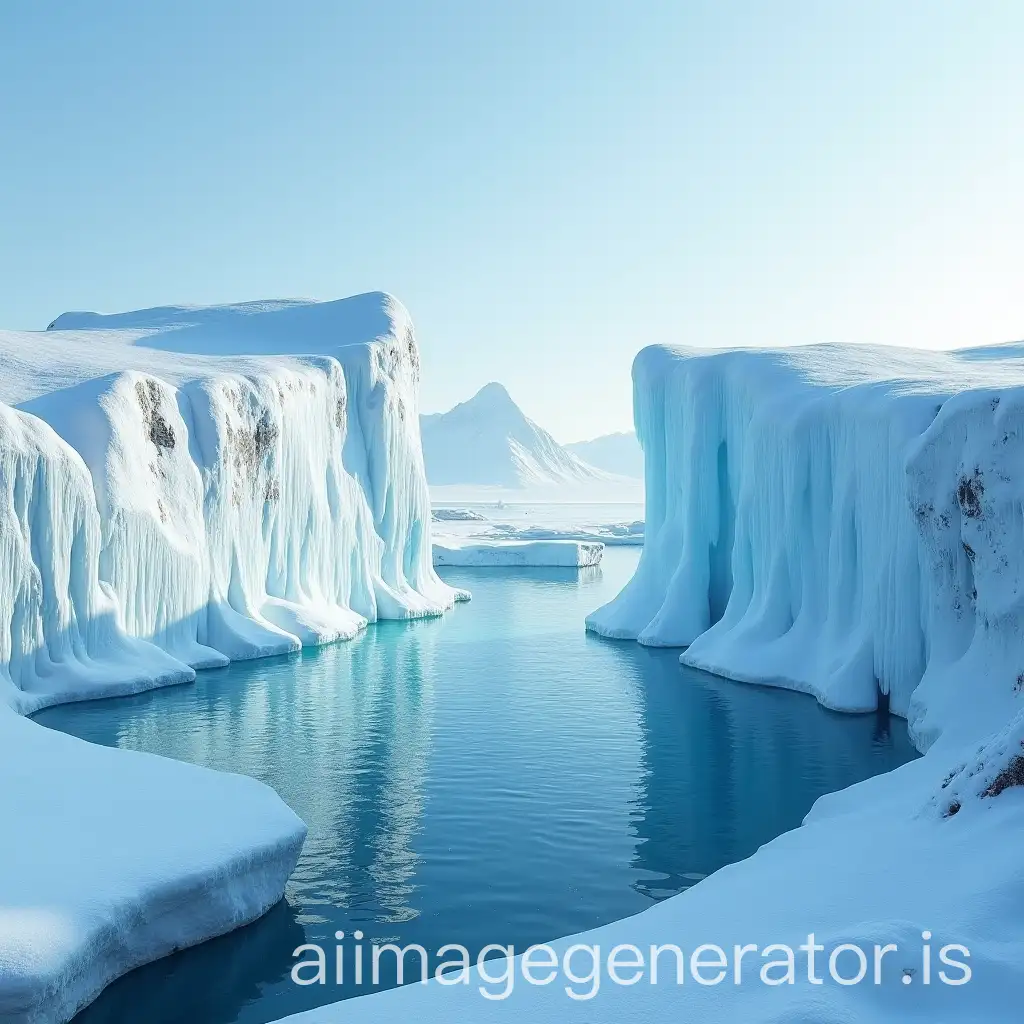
<box><xmin>109</xmin><ymin>624</ymin><xmax>437</xmax><ymax>928</ymax></box>
<box><xmin>589</xmin><ymin>342</ymin><xmax>1024</xmax><ymax>741</ymax></box>
<box><xmin>596</xmin><ymin>643</ymin><xmax>914</xmax><ymax>901</ymax></box>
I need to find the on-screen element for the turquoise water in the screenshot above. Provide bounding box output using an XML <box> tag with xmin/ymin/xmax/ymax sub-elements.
<box><xmin>37</xmin><ymin>549</ymin><xmax>917</xmax><ymax>1023</ymax></box>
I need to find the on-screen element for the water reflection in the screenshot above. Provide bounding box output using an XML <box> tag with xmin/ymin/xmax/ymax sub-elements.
<box><xmin>601</xmin><ymin>642</ymin><xmax>916</xmax><ymax>899</ymax></box>
<box><xmin>37</xmin><ymin>550</ymin><xmax>916</xmax><ymax>1024</ymax></box>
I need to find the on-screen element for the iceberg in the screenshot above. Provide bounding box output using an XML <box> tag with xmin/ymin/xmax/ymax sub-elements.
<box><xmin>429</xmin><ymin>503</ymin><xmax>645</xmax><ymax>547</ymax></box>
<box><xmin>0</xmin><ymin>293</ymin><xmax>463</xmax><ymax>1021</ymax></box>
<box><xmin>2</xmin><ymin>291</ymin><xmax>463</xmax><ymax>710</ymax></box>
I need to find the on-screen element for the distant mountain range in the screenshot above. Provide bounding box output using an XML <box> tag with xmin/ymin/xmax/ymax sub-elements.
<box><xmin>566</xmin><ymin>431</ymin><xmax>643</xmax><ymax>479</ymax></box>
<box><xmin>419</xmin><ymin>383</ymin><xmax>642</xmax><ymax>490</ymax></box>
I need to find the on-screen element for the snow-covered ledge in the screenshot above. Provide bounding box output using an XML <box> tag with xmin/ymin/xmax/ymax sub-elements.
<box><xmin>273</xmin><ymin>342</ymin><xmax>1024</xmax><ymax>1023</ymax></box>
<box><xmin>0</xmin><ymin>294</ymin><xmax>463</xmax><ymax>1021</ymax></box>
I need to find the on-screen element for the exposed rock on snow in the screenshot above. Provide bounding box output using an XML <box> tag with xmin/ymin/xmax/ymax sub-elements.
<box><xmin>432</xmin><ymin>539</ymin><xmax>603</xmax><ymax>567</ymax></box>
<box><xmin>587</xmin><ymin>342</ymin><xmax>1024</xmax><ymax>738</ymax></box>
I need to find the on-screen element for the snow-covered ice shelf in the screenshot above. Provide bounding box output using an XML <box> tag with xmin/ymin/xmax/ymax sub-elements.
<box><xmin>432</xmin><ymin>539</ymin><xmax>603</xmax><ymax>567</ymax></box>
<box><xmin>1</xmin><ymin>292</ymin><xmax>463</xmax><ymax>713</ymax></box>
<box><xmin>0</xmin><ymin>293</ymin><xmax>464</xmax><ymax>1021</ymax></box>
<box><xmin>429</xmin><ymin>502</ymin><xmax>644</xmax><ymax>547</ymax></box>
<box><xmin>487</xmin><ymin>522</ymin><xmax>643</xmax><ymax>546</ymax></box>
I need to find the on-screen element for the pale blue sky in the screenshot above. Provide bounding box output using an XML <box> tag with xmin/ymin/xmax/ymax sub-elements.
<box><xmin>2</xmin><ymin>2</ymin><xmax>1023</xmax><ymax>440</ymax></box>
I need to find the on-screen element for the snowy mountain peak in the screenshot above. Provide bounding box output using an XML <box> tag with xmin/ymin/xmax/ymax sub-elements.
<box><xmin>430</xmin><ymin>381</ymin><xmax>521</xmax><ymax>426</ymax></box>
<box><xmin>473</xmin><ymin>381</ymin><xmax>514</xmax><ymax>405</ymax></box>
<box><xmin>420</xmin><ymin>383</ymin><xmax>612</xmax><ymax>490</ymax></box>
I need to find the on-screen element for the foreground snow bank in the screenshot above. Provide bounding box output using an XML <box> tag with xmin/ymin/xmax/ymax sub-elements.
<box><xmin>270</xmin><ymin>751</ymin><xmax>1024</xmax><ymax>1024</ymax></box>
<box><xmin>432</xmin><ymin>539</ymin><xmax>603</xmax><ymax>567</ymax></box>
<box><xmin>0</xmin><ymin>711</ymin><xmax>305</xmax><ymax>1024</ymax></box>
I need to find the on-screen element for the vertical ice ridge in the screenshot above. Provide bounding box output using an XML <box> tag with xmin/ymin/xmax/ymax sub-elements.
<box><xmin>588</xmin><ymin>343</ymin><xmax>1024</xmax><ymax>744</ymax></box>
<box><xmin>0</xmin><ymin>403</ymin><xmax>194</xmax><ymax>713</ymax></box>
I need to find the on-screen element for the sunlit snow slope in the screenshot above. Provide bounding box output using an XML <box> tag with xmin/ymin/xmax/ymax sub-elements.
<box><xmin>565</xmin><ymin>430</ymin><xmax>643</xmax><ymax>479</ymax></box>
<box><xmin>0</xmin><ymin>292</ymin><xmax>462</xmax><ymax>714</ymax></box>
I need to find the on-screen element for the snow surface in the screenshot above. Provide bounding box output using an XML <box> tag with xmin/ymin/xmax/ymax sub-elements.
<box><xmin>420</xmin><ymin>383</ymin><xmax>641</xmax><ymax>499</ymax></box>
<box><xmin>0</xmin><ymin>292</ymin><xmax>464</xmax><ymax>1020</ymax></box>
<box><xmin>432</xmin><ymin>539</ymin><xmax>604</xmax><ymax>567</ymax></box>
<box><xmin>431</xmin><ymin>507</ymin><xmax>487</xmax><ymax>522</ymax></box>
<box><xmin>486</xmin><ymin>522</ymin><xmax>643</xmax><ymax>546</ymax></box>
<box><xmin>0</xmin><ymin>712</ymin><xmax>306</xmax><ymax>1023</ymax></box>
<box><xmin>565</xmin><ymin>430</ymin><xmax>643</xmax><ymax>479</ymax></box>
<box><xmin>271</xmin><ymin>341</ymin><xmax>1024</xmax><ymax>1024</ymax></box>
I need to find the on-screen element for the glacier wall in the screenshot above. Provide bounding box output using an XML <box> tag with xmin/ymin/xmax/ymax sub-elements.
<box><xmin>1</xmin><ymin>293</ymin><xmax>463</xmax><ymax>713</ymax></box>
<box><xmin>587</xmin><ymin>342</ymin><xmax>1024</xmax><ymax>747</ymax></box>
<box><xmin>0</xmin><ymin>403</ymin><xmax>193</xmax><ymax>713</ymax></box>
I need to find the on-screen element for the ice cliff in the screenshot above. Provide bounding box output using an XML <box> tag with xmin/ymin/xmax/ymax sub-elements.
<box><xmin>1</xmin><ymin>292</ymin><xmax>462</xmax><ymax>713</ymax></box>
<box><xmin>0</xmin><ymin>293</ymin><xmax>460</xmax><ymax>1022</ymax></box>
<box><xmin>588</xmin><ymin>342</ymin><xmax>1024</xmax><ymax>749</ymax></box>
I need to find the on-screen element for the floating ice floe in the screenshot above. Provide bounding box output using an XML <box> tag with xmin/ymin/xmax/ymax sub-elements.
<box><xmin>432</xmin><ymin>539</ymin><xmax>604</xmax><ymax>567</ymax></box>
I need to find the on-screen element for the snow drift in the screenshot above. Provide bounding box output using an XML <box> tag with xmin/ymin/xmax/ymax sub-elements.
<box><xmin>0</xmin><ymin>711</ymin><xmax>306</xmax><ymax>1024</ymax></box>
<box><xmin>0</xmin><ymin>293</ymin><xmax>462</xmax><ymax>1021</ymax></box>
